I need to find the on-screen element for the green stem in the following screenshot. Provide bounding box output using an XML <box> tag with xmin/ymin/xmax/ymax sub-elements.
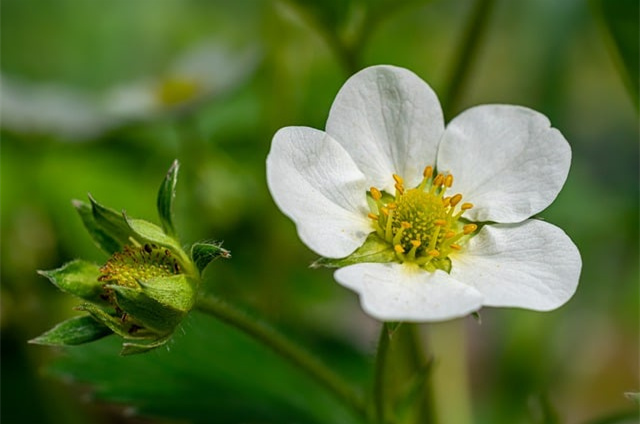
<box><xmin>373</xmin><ymin>322</ymin><xmax>392</xmax><ymax>423</ymax></box>
<box><xmin>406</xmin><ymin>324</ymin><xmax>436</xmax><ymax>424</ymax></box>
<box><xmin>441</xmin><ymin>0</ymin><xmax>496</xmax><ymax>120</ymax></box>
<box><xmin>427</xmin><ymin>319</ymin><xmax>472</xmax><ymax>424</ymax></box>
<box><xmin>195</xmin><ymin>296</ymin><xmax>367</xmax><ymax>420</ymax></box>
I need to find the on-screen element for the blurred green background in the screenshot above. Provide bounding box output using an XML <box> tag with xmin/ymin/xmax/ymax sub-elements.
<box><xmin>1</xmin><ymin>0</ymin><xmax>638</xmax><ymax>423</ymax></box>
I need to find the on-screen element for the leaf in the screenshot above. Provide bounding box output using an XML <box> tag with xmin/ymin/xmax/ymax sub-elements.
<box><xmin>77</xmin><ymin>303</ymin><xmax>154</xmax><ymax>340</ymax></box>
<box><xmin>37</xmin><ymin>260</ymin><xmax>107</xmax><ymax>304</ymax></box>
<box><xmin>312</xmin><ymin>233</ymin><xmax>395</xmax><ymax>268</ymax></box>
<box><xmin>73</xmin><ymin>199</ymin><xmax>122</xmax><ymax>255</ymax></box>
<box><xmin>29</xmin><ymin>315</ymin><xmax>113</xmax><ymax>346</ymax></box>
<box><xmin>593</xmin><ymin>0</ymin><xmax>639</xmax><ymax>108</ymax></box>
<box><xmin>89</xmin><ymin>194</ymin><xmax>136</xmax><ymax>249</ymax></box>
<box><xmin>48</xmin><ymin>313</ymin><xmax>366</xmax><ymax>424</ymax></box>
<box><xmin>190</xmin><ymin>241</ymin><xmax>231</xmax><ymax>274</ymax></box>
<box><xmin>157</xmin><ymin>159</ymin><xmax>179</xmax><ymax>238</ymax></box>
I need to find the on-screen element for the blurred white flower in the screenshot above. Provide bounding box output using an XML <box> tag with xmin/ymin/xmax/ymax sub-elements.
<box><xmin>267</xmin><ymin>65</ymin><xmax>581</xmax><ymax>322</ymax></box>
<box><xmin>1</xmin><ymin>39</ymin><xmax>260</xmax><ymax>140</ymax></box>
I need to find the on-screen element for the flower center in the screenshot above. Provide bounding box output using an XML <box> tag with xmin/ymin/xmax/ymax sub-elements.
<box><xmin>367</xmin><ymin>166</ymin><xmax>477</xmax><ymax>271</ymax></box>
<box><xmin>99</xmin><ymin>243</ymin><xmax>181</xmax><ymax>288</ymax></box>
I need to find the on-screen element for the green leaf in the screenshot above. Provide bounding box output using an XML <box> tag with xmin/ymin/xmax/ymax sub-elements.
<box><xmin>139</xmin><ymin>275</ymin><xmax>197</xmax><ymax>313</ymax></box>
<box><xmin>191</xmin><ymin>241</ymin><xmax>231</xmax><ymax>274</ymax></box>
<box><xmin>89</xmin><ymin>194</ymin><xmax>136</xmax><ymax>249</ymax></box>
<box><xmin>312</xmin><ymin>233</ymin><xmax>395</xmax><ymax>268</ymax></box>
<box><xmin>593</xmin><ymin>0</ymin><xmax>639</xmax><ymax>108</ymax></box>
<box><xmin>38</xmin><ymin>260</ymin><xmax>107</xmax><ymax>304</ymax></box>
<box><xmin>73</xmin><ymin>199</ymin><xmax>122</xmax><ymax>255</ymax></box>
<box><xmin>108</xmin><ymin>285</ymin><xmax>185</xmax><ymax>334</ymax></box>
<box><xmin>48</xmin><ymin>313</ymin><xmax>366</xmax><ymax>424</ymax></box>
<box><xmin>157</xmin><ymin>159</ymin><xmax>179</xmax><ymax>238</ymax></box>
<box><xmin>29</xmin><ymin>315</ymin><xmax>112</xmax><ymax>346</ymax></box>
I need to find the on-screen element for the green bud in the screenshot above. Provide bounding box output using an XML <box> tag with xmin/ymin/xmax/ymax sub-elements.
<box><xmin>32</xmin><ymin>160</ymin><xmax>230</xmax><ymax>355</ymax></box>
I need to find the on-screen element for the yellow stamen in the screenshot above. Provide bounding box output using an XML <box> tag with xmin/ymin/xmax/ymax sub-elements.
<box><xmin>461</xmin><ymin>203</ymin><xmax>473</xmax><ymax>210</ymax></box>
<box><xmin>450</xmin><ymin>194</ymin><xmax>463</xmax><ymax>207</ymax></box>
<box><xmin>442</xmin><ymin>196</ymin><xmax>451</xmax><ymax>207</ymax></box>
<box><xmin>394</xmin><ymin>244</ymin><xmax>405</xmax><ymax>254</ymax></box>
<box><xmin>433</xmin><ymin>174</ymin><xmax>444</xmax><ymax>187</ymax></box>
<box><xmin>423</xmin><ymin>166</ymin><xmax>433</xmax><ymax>179</ymax></box>
<box><xmin>428</xmin><ymin>249</ymin><xmax>440</xmax><ymax>257</ymax></box>
<box><xmin>392</xmin><ymin>174</ymin><xmax>404</xmax><ymax>185</ymax></box>
<box><xmin>370</xmin><ymin>187</ymin><xmax>382</xmax><ymax>200</ymax></box>
<box><xmin>434</xmin><ymin>219</ymin><xmax>447</xmax><ymax>226</ymax></box>
<box><xmin>450</xmin><ymin>243</ymin><xmax>461</xmax><ymax>250</ymax></box>
<box><xmin>444</xmin><ymin>174</ymin><xmax>453</xmax><ymax>188</ymax></box>
<box><xmin>367</xmin><ymin>213</ymin><xmax>378</xmax><ymax>220</ymax></box>
<box><xmin>395</xmin><ymin>183</ymin><xmax>405</xmax><ymax>195</ymax></box>
<box><xmin>463</xmin><ymin>224</ymin><xmax>477</xmax><ymax>234</ymax></box>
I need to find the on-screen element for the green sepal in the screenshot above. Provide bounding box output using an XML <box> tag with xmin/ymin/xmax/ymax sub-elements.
<box><xmin>138</xmin><ymin>274</ymin><xmax>197</xmax><ymax>313</ymax></box>
<box><xmin>73</xmin><ymin>200</ymin><xmax>122</xmax><ymax>255</ymax></box>
<box><xmin>77</xmin><ymin>303</ymin><xmax>157</xmax><ymax>340</ymax></box>
<box><xmin>108</xmin><ymin>285</ymin><xmax>185</xmax><ymax>334</ymax></box>
<box><xmin>38</xmin><ymin>260</ymin><xmax>107</xmax><ymax>305</ymax></box>
<box><xmin>29</xmin><ymin>315</ymin><xmax>113</xmax><ymax>346</ymax></box>
<box><xmin>123</xmin><ymin>216</ymin><xmax>191</xmax><ymax>270</ymax></box>
<box><xmin>157</xmin><ymin>160</ymin><xmax>179</xmax><ymax>238</ymax></box>
<box><xmin>311</xmin><ymin>233</ymin><xmax>396</xmax><ymax>268</ymax></box>
<box><xmin>89</xmin><ymin>194</ymin><xmax>136</xmax><ymax>250</ymax></box>
<box><xmin>191</xmin><ymin>241</ymin><xmax>231</xmax><ymax>274</ymax></box>
<box><xmin>121</xmin><ymin>335</ymin><xmax>172</xmax><ymax>356</ymax></box>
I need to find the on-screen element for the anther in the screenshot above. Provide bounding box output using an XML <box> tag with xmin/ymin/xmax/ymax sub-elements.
<box><xmin>394</xmin><ymin>244</ymin><xmax>405</xmax><ymax>254</ymax></box>
<box><xmin>461</xmin><ymin>203</ymin><xmax>474</xmax><ymax>210</ymax></box>
<box><xmin>445</xmin><ymin>175</ymin><xmax>453</xmax><ymax>188</ymax></box>
<box><xmin>401</xmin><ymin>221</ymin><xmax>412</xmax><ymax>229</ymax></box>
<box><xmin>450</xmin><ymin>194</ymin><xmax>463</xmax><ymax>207</ymax></box>
<box><xmin>423</xmin><ymin>166</ymin><xmax>433</xmax><ymax>179</ymax></box>
<box><xmin>393</xmin><ymin>174</ymin><xmax>404</xmax><ymax>185</ymax></box>
<box><xmin>463</xmin><ymin>224</ymin><xmax>478</xmax><ymax>234</ymax></box>
<box><xmin>395</xmin><ymin>183</ymin><xmax>404</xmax><ymax>195</ymax></box>
<box><xmin>450</xmin><ymin>243</ymin><xmax>461</xmax><ymax>250</ymax></box>
<box><xmin>442</xmin><ymin>197</ymin><xmax>451</xmax><ymax>207</ymax></box>
<box><xmin>367</xmin><ymin>213</ymin><xmax>379</xmax><ymax>220</ymax></box>
<box><xmin>370</xmin><ymin>187</ymin><xmax>382</xmax><ymax>200</ymax></box>
<box><xmin>434</xmin><ymin>219</ymin><xmax>447</xmax><ymax>226</ymax></box>
<box><xmin>433</xmin><ymin>174</ymin><xmax>444</xmax><ymax>187</ymax></box>
<box><xmin>428</xmin><ymin>249</ymin><xmax>440</xmax><ymax>257</ymax></box>
<box><xmin>380</xmin><ymin>207</ymin><xmax>389</xmax><ymax>216</ymax></box>
<box><xmin>387</xmin><ymin>203</ymin><xmax>397</xmax><ymax>210</ymax></box>
<box><xmin>444</xmin><ymin>230</ymin><xmax>456</xmax><ymax>238</ymax></box>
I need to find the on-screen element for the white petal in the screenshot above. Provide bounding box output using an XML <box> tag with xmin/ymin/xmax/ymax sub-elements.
<box><xmin>266</xmin><ymin>126</ymin><xmax>373</xmax><ymax>258</ymax></box>
<box><xmin>437</xmin><ymin>105</ymin><xmax>571</xmax><ymax>223</ymax></box>
<box><xmin>450</xmin><ymin>220</ymin><xmax>581</xmax><ymax>311</ymax></box>
<box><xmin>334</xmin><ymin>263</ymin><xmax>483</xmax><ymax>322</ymax></box>
<box><xmin>326</xmin><ymin>65</ymin><xmax>445</xmax><ymax>192</ymax></box>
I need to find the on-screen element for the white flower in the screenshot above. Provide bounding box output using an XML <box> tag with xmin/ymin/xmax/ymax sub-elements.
<box><xmin>266</xmin><ymin>65</ymin><xmax>581</xmax><ymax>322</ymax></box>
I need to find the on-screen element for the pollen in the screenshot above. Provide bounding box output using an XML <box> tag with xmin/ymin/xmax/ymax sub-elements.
<box><xmin>367</xmin><ymin>165</ymin><xmax>479</xmax><ymax>271</ymax></box>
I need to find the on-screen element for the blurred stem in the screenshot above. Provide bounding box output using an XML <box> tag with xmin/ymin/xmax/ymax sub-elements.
<box><xmin>441</xmin><ymin>0</ymin><xmax>496</xmax><ymax>120</ymax></box>
<box><xmin>372</xmin><ymin>323</ymin><xmax>436</xmax><ymax>424</ymax></box>
<box><xmin>195</xmin><ymin>296</ymin><xmax>367</xmax><ymax>420</ymax></box>
<box><xmin>426</xmin><ymin>319</ymin><xmax>472</xmax><ymax>424</ymax></box>
<box><xmin>373</xmin><ymin>322</ymin><xmax>392</xmax><ymax>423</ymax></box>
